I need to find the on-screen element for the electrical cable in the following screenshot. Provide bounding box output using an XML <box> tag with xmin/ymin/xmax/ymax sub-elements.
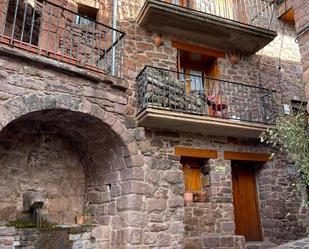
<box><xmin>257</xmin><ymin>0</ymin><xmax>276</xmax><ymax>88</ymax></box>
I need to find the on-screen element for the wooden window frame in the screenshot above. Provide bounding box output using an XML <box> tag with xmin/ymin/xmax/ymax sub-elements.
<box><xmin>175</xmin><ymin>146</ymin><xmax>218</xmax><ymax>159</ymax></box>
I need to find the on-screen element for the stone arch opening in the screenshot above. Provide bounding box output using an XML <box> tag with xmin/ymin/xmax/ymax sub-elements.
<box><xmin>0</xmin><ymin>108</ymin><xmax>129</xmax><ymax>229</ymax></box>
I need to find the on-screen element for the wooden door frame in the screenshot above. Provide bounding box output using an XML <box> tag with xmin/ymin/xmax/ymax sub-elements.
<box><xmin>232</xmin><ymin>161</ymin><xmax>263</xmax><ymax>241</ymax></box>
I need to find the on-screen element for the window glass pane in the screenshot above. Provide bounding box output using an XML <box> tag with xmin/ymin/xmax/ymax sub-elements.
<box><xmin>172</xmin><ymin>0</ymin><xmax>181</xmax><ymax>5</ymax></box>
<box><xmin>189</xmin><ymin>70</ymin><xmax>203</xmax><ymax>92</ymax></box>
<box><xmin>179</xmin><ymin>68</ymin><xmax>185</xmax><ymax>81</ymax></box>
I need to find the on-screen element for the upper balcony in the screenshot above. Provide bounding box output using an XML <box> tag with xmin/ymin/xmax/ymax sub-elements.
<box><xmin>136</xmin><ymin>66</ymin><xmax>276</xmax><ymax>138</ymax></box>
<box><xmin>137</xmin><ymin>0</ymin><xmax>277</xmax><ymax>55</ymax></box>
<box><xmin>0</xmin><ymin>0</ymin><xmax>125</xmax><ymax>78</ymax></box>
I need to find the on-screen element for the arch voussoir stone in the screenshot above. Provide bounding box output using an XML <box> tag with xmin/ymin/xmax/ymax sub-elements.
<box><xmin>0</xmin><ymin>93</ymin><xmax>144</xmax><ymax>159</ymax></box>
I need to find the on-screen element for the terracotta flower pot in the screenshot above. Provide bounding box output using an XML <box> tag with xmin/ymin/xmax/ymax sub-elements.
<box><xmin>229</xmin><ymin>53</ymin><xmax>239</xmax><ymax>65</ymax></box>
<box><xmin>184</xmin><ymin>192</ymin><xmax>193</xmax><ymax>204</ymax></box>
<box><xmin>154</xmin><ymin>35</ymin><xmax>162</xmax><ymax>47</ymax></box>
<box><xmin>75</xmin><ymin>214</ymin><xmax>86</xmax><ymax>225</ymax></box>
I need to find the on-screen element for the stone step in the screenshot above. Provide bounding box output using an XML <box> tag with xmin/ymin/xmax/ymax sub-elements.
<box><xmin>246</xmin><ymin>241</ymin><xmax>277</xmax><ymax>249</ymax></box>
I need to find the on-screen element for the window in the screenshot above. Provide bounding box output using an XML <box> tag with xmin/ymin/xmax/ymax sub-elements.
<box><xmin>291</xmin><ymin>100</ymin><xmax>307</xmax><ymax>114</ymax></box>
<box><xmin>177</xmin><ymin>46</ymin><xmax>220</xmax><ymax>93</ymax></box>
<box><xmin>75</xmin><ymin>4</ymin><xmax>98</xmax><ymax>26</ymax></box>
<box><xmin>181</xmin><ymin>157</ymin><xmax>204</xmax><ymax>192</ymax></box>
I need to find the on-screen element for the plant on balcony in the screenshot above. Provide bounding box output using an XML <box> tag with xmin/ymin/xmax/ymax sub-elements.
<box><xmin>260</xmin><ymin>111</ymin><xmax>309</xmax><ymax>201</ymax></box>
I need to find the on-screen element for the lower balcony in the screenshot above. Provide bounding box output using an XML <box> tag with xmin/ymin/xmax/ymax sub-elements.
<box><xmin>136</xmin><ymin>66</ymin><xmax>276</xmax><ymax>138</ymax></box>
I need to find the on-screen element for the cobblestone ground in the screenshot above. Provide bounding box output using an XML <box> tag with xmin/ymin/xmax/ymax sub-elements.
<box><xmin>274</xmin><ymin>239</ymin><xmax>309</xmax><ymax>249</ymax></box>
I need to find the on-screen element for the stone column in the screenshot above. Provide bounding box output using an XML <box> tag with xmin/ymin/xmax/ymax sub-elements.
<box><xmin>293</xmin><ymin>0</ymin><xmax>309</xmax><ymax>111</ymax></box>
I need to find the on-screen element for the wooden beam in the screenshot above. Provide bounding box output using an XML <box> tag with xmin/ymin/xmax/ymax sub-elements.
<box><xmin>175</xmin><ymin>146</ymin><xmax>218</xmax><ymax>159</ymax></box>
<box><xmin>172</xmin><ymin>40</ymin><xmax>225</xmax><ymax>58</ymax></box>
<box><xmin>224</xmin><ymin>151</ymin><xmax>271</xmax><ymax>162</ymax></box>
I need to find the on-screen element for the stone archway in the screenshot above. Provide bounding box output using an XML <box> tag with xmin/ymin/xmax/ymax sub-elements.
<box><xmin>0</xmin><ymin>93</ymin><xmax>146</xmax><ymax>248</ymax></box>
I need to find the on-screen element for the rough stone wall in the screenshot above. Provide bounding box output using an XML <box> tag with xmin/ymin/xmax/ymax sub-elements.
<box><xmin>0</xmin><ymin>49</ymin><xmax>150</xmax><ymax>248</ymax></box>
<box><xmin>0</xmin><ymin>122</ymin><xmax>86</xmax><ymax>225</ymax></box>
<box><xmin>293</xmin><ymin>0</ymin><xmax>309</xmax><ymax>110</ymax></box>
<box><xmin>142</xmin><ymin>130</ymin><xmax>307</xmax><ymax>245</ymax></box>
<box><xmin>255</xmin><ymin>158</ymin><xmax>307</xmax><ymax>244</ymax></box>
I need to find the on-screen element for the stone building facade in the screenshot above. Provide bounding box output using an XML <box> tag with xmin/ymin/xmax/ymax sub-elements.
<box><xmin>0</xmin><ymin>0</ymin><xmax>307</xmax><ymax>249</ymax></box>
<box><xmin>293</xmin><ymin>0</ymin><xmax>309</xmax><ymax>111</ymax></box>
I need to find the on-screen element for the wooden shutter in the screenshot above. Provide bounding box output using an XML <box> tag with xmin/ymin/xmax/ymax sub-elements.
<box><xmin>182</xmin><ymin>158</ymin><xmax>202</xmax><ymax>192</ymax></box>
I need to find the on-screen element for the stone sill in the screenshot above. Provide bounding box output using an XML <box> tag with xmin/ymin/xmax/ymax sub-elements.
<box><xmin>0</xmin><ymin>44</ymin><xmax>128</xmax><ymax>90</ymax></box>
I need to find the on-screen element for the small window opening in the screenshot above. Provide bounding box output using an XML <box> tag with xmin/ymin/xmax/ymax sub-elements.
<box><xmin>75</xmin><ymin>4</ymin><xmax>98</xmax><ymax>26</ymax></box>
<box><xmin>181</xmin><ymin>156</ymin><xmax>205</xmax><ymax>193</ymax></box>
<box><xmin>177</xmin><ymin>49</ymin><xmax>219</xmax><ymax>93</ymax></box>
<box><xmin>291</xmin><ymin>100</ymin><xmax>307</xmax><ymax>115</ymax></box>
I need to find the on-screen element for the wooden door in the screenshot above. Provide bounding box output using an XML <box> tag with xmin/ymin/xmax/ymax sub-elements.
<box><xmin>232</xmin><ymin>162</ymin><xmax>262</xmax><ymax>241</ymax></box>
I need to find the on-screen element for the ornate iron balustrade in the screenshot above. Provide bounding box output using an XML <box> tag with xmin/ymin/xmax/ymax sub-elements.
<box><xmin>0</xmin><ymin>0</ymin><xmax>125</xmax><ymax>77</ymax></box>
<box><xmin>137</xmin><ymin>66</ymin><xmax>276</xmax><ymax>124</ymax></box>
<box><xmin>162</xmin><ymin>0</ymin><xmax>275</xmax><ymax>30</ymax></box>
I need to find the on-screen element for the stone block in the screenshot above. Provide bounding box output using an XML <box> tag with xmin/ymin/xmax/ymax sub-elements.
<box><xmin>146</xmin><ymin>198</ymin><xmax>167</xmax><ymax>211</ymax></box>
<box><xmin>120</xmin><ymin>168</ymin><xmax>144</xmax><ymax>181</ymax></box>
<box><xmin>221</xmin><ymin>222</ymin><xmax>235</xmax><ymax>233</ymax></box>
<box><xmin>156</xmin><ymin>232</ymin><xmax>171</xmax><ymax>247</ymax></box>
<box><xmin>92</xmin><ymin>225</ymin><xmax>111</xmax><ymax>242</ymax></box>
<box><xmin>203</xmin><ymin>236</ymin><xmax>220</xmax><ymax>248</ymax></box>
<box><xmin>164</xmin><ymin>170</ymin><xmax>183</xmax><ymax>184</ymax></box>
<box><xmin>116</xmin><ymin>195</ymin><xmax>144</xmax><ymax>211</ymax></box>
<box><xmin>121</xmin><ymin>211</ymin><xmax>148</xmax><ymax>228</ymax></box>
<box><xmin>121</xmin><ymin>181</ymin><xmax>154</xmax><ymax>196</ymax></box>
<box><xmin>87</xmin><ymin>191</ymin><xmax>102</xmax><ymax>204</ymax></box>
<box><xmin>121</xmin><ymin>228</ymin><xmax>142</xmax><ymax>244</ymax></box>
<box><xmin>69</xmin><ymin>234</ymin><xmax>81</xmax><ymax>241</ymax></box>
<box><xmin>144</xmin><ymin>232</ymin><xmax>157</xmax><ymax>245</ymax></box>
<box><xmin>220</xmin><ymin>236</ymin><xmax>234</xmax><ymax>247</ymax></box>
<box><xmin>169</xmin><ymin>195</ymin><xmax>184</xmax><ymax>208</ymax></box>
<box><xmin>0</xmin><ymin>227</ymin><xmax>15</xmax><ymax>236</ymax></box>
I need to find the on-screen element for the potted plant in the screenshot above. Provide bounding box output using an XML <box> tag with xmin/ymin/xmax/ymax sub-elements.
<box><xmin>75</xmin><ymin>202</ymin><xmax>90</xmax><ymax>225</ymax></box>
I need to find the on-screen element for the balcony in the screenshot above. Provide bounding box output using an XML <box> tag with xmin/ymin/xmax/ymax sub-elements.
<box><xmin>136</xmin><ymin>66</ymin><xmax>276</xmax><ymax>138</ymax></box>
<box><xmin>137</xmin><ymin>0</ymin><xmax>277</xmax><ymax>55</ymax></box>
<box><xmin>0</xmin><ymin>0</ymin><xmax>125</xmax><ymax>77</ymax></box>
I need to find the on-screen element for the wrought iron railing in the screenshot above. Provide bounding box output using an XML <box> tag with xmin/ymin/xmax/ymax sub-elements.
<box><xmin>0</xmin><ymin>0</ymin><xmax>125</xmax><ymax>77</ymax></box>
<box><xmin>137</xmin><ymin>66</ymin><xmax>276</xmax><ymax>124</ymax></box>
<box><xmin>161</xmin><ymin>0</ymin><xmax>275</xmax><ymax>30</ymax></box>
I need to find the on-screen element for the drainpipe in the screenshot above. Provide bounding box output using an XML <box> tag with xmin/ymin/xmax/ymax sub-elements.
<box><xmin>111</xmin><ymin>0</ymin><xmax>118</xmax><ymax>76</ymax></box>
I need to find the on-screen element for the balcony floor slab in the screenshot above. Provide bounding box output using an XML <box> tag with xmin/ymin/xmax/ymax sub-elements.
<box><xmin>137</xmin><ymin>108</ymin><xmax>272</xmax><ymax>138</ymax></box>
<box><xmin>137</xmin><ymin>0</ymin><xmax>277</xmax><ymax>55</ymax></box>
